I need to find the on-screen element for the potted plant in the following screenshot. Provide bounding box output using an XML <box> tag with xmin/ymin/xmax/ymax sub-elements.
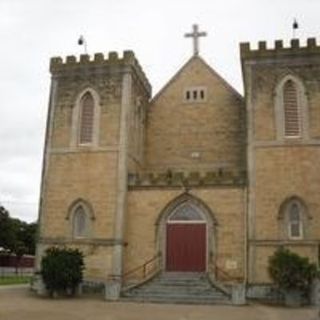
<box><xmin>268</xmin><ymin>247</ymin><xmax>317</xmax><ymax>307</ymax></box>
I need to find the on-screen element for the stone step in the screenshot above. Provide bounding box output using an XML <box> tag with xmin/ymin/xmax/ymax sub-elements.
<box><xmin>131</xmin><ymin>288</ymin><xmax>220</xmax><ymax>296</ymax></box>
<box><xmin>121</xmin><ymin>295</ymin><xmax>231</xmax><ymax>305</ymax></box>
<box><xmin>124</xmin><ymin>293</ymin><xmax>226</xmax><ymax>301</ymax></box>
<box><xmin>160</xmin><ymin>272</ymin><xmax>206</xmax><ymax>280</ymax></box>
<box><xmin>154</xmin><ymin>280</ymin><xmax>212</xmax><ymax>287</ymax></box>
<box><xmin>128</xmin><ymin>285</ymin><xmax>224</xmax><ymax>295</ymax></box>
<box><xmin>121</xmin><ymin>272</ymin><xmax>230</xmax><ymax>304</ymax></box>
<box><xmin>130</xmin><ymin>289</ymin><xmax>221</xmax><ymax>296</ymax></box>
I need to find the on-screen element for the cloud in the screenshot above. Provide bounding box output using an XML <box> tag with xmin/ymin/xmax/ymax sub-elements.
<box><xmin>0</xmin><ymin>0</ymin><xmax>319</xmax><ymax>222</ymax></box>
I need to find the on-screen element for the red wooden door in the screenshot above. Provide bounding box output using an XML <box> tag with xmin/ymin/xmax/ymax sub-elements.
<box><xmin>166</xmin><ymin>223</ymin><xmax>206</xmax><ymax>272</ymax></box>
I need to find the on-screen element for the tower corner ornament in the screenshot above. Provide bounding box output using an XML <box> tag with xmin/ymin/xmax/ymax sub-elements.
<box><xmin>184</xmin><ymin>24</ymin><xmax>207</xmax><ymax>56</ymax></box>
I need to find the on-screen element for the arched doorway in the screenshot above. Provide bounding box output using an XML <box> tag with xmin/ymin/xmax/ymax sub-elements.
<box><xmin>166</xmin><ymin>202</ymin><xmax>207</xmax><ymax>272</ymax></box>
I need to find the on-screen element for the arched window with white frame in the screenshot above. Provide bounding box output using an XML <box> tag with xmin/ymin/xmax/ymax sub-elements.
<box><xmin>72</xmin><ymin>205</ymin><xmax>89</xmax><ymax>238</ymax></box>
<box><xmin>79</xmin><ymin>92</ymin><xmax>94</xmax><ymax>144</ymax></box>
<box><xmin>274</xmin><ymin>75</ymin><xmax>308</xmax><ymax>140</ymax></box>
<box><xmin>287</xmin><ymin>201</ymin><xmax>303</xmax><ymax>239</ymax></box>
<box><xmin>278</xmin><ymin>197</ymin><xmax>309</xmax><ymax>240</ymax></box>
<box><xmin>168</xmin><ymin>203</ymin><xmax>205</xmax><ymax>222</ymax></box>
<box><xmin>283</xmin><ymin>80</ymin><xmax>300</xmax><ymax>137</ymax></box>
<box><xmin>67</xmin><ymin>199</ymin><xmax>95</xmax><ymax>239</ymax></box>
<box><xmin>71</xmin><ymin>88</ymin><xmax>100</xmax><ymax>148</ymax></box>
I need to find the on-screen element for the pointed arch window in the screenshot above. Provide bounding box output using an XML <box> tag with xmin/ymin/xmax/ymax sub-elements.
<box><xmin>79</xmin><ymin>92</ymin><xmax>94</xmax><ymax>144</ymax></box>
<box><xmin>67</xmin><ymin>199</ymin><xmax>95</xmax><ymax>238</ymax></box>
<box><xmin>275</xmin><ymin>76</ymin><xmax>308</xmax><ymax>140</ymax></box>
<box><xmin>283</xmin><ymin>80</ymin><xmax>300</xmax><ymax>137</ymax></box>
<box><xmin>288</xmin><ymin>202</ymin><xmax>303</xmax><ymax>239</ymax></box>
<box><xmin>168</xmin><ymin>203</ymin><xmax>205</xmax><ymax>222</ymax></box>
<box><xmin>279</xmin><ymin>198</ymin><xmax>308</xmax><ymax>240</ymax></box>
<box><xmin>72</xmin><ymin>205</ymin><xmax>88</xmax><ymax>238</ymax></box>
<box><xmin>71</xmin><ymin>88</ymin><xmax>100</xmax><ymax>148</ymax></box>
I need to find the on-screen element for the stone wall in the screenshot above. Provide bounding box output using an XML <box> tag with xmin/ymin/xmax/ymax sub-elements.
<box><xmin>41</xmin><ymin>152</ymin><xmax>118</xmax><ymax>238</ymax></box>
<box><xmin>242</xmin><ymin>39</ymin><xmax>320</xmax><ymax>284</ymax></box>
<box><xmin>144</xmin><ymin>56</ymin><xmax>245</xmax><ymax>174</ymax></box>
<box><xmin>124</xmin><ymin>187</ymin><xmax>246</xmax><ymax>282</ymax></box>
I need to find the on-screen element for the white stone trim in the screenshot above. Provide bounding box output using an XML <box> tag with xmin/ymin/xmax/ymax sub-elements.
<box><xmin>71</xmin><ymin>87</ymin><xmax>101</xmax><ymax>148</ymax></box>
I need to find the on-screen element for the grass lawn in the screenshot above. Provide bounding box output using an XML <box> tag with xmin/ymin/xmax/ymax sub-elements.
<box><xmin>0</xmin><ymin>276</ymin><xmax>31</xmax><ymax>285</ymax></box>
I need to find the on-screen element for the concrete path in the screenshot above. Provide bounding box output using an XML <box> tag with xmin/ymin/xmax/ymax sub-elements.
<box><xmin>0</xmin><ymin>286</ymin><xmax>318</xmax><ymax>320</ymax></box>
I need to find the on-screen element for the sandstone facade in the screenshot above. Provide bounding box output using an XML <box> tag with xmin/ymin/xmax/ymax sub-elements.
<box><xmin>36</xmin><ymin>37</ymin><xmax>320</xmax><ymax>296</ymax></box>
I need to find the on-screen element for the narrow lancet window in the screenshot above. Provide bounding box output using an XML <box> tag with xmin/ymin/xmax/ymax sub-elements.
<box><xmin>79</xmin><ymin>92</ymin><xmax>94</xmax><ymax>144</ymax></box>
<box><xmin>73</xmin><ymin>206</ymin><xmax>87</xmax><ymax>238</ymax></box>
<box><xmin>283</xmin><ymin>80</ymin><xmax>300</xmax><ymax>137</ymax></box>
<box><xmin>288</xmin><ymin>202</ymin><xmax>302</xmax><ymax>239</ymax></box>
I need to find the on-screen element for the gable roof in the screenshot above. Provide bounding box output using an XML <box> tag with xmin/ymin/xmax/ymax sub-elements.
<box><xmin>151</xmin><ymin>55</ymin><xmax>244</xmax><ymax>104</ymax></box>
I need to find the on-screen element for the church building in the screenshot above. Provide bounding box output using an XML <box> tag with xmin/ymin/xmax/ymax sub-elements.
<box><xmin>36</xmin><ymin>25</ymin><xmax>320</xmax><ymax>301</ymax></box>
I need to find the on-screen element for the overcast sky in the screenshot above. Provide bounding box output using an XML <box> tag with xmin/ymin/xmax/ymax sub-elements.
<box><xmin>0</xmin><ymin>0</ymin><xmax>319</xmax><ymax>223</ymax></box>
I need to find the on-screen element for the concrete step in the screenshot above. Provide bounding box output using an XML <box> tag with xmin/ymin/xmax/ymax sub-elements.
<box><xmin>124</xmin><ymin>293</ymin><xmax>226</xmax><ymax>301</ymax></box>
<box><xmin>159</xmin><ymin>272</ymin><xmax>206</xmax><ymax>281</ymax></box>
<box><xmin>128</xmin><ymin>284</ymin><xmax>224</xmax><ymax>293</ymax></box>
<box><xmin>142</xmin><ymin>280</ymin><xmax>213</xmax><ymax>286</ymax></box>
<box><xmin>126</xmin><ymin>285</ymin><xmax>226</xmax><ymax>295</ymax></box>
<box><xmin>121</xmin><ymin>295</ymin><xmax>231</xmax><ymax>305</ymax></box>
<box><xmin>121</xmin><ymin>272</ymin><xmax>230</xmax><ymax>304</ymax></box>
<box><xmin>131</xmin><ymin>287</ymin><xmax>224</xmax><ymax>295</ymax></box>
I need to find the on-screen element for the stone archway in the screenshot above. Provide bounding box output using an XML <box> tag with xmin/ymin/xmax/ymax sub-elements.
<box><xmin>156</xmin><ymin>193</ymin><xmax>217</xmax><ymax>273</ymax></box>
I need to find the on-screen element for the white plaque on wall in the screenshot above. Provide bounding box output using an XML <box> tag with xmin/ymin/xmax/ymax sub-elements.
<box><xmin>225</xmin><ymin>259</ymin><xmax>238</xmax><ymax>270</ymax></box>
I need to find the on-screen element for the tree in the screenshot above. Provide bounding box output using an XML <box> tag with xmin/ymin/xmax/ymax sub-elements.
<box><xmin>21</xmin><ymin>222</ymin><xmax>37</xmax><ymax>255</ymax></box>
<box><xmin>0</xmin><ymin>206</ymin><xmax>16</xmax><ymax>251</ymax></box>
<box><xmin>0</xmin><ymin>204</ymin><xmax>38</xmax><ymax>267</ymax></box>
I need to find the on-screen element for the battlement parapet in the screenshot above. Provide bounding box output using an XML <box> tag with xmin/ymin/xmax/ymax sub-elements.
<box><xmin>50</xmin><ymin>50</ymin><xmax>151</xmax><ymax>93</ymax></box>
<box><xmin>240</xmin><ymin>38</ymin><xmax>320</xmax><ymax>60</ymax></box>
<box><xmin>128</xmin><ymin>169</ymin><xmax>246</xmax><ymax>189</ymax></box>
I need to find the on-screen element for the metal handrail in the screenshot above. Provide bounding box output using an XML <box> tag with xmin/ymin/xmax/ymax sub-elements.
<box><xmin>215</xmin><ymin>265</ymin><xmax>232</xmax><ymax>281</ymax></box>
<box><xmin>122</xmin><ymin>252</ymin><xmax>162</xmax><ymax>283</ymax></box>
<box><xmin>214</xmin><ymin>263</ymin><xmax>243</xmax><ymax>283</ymax></box>
<box><xmin>209</xmin><ymin>263</ymin><xmax>242</xmax><ymax>282</ymax></box>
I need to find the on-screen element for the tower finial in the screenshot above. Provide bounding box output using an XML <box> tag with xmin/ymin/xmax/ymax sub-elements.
<box><xmin>184</xmin><ymin>24</ymin><xmax>207</xmax><ymax>56</ymax></box>
<box><xmin>78</xmin><ymin>35</ymin><xmax>88</xmax><ymax>54</ymax></box>
<box><xmin>292</xmin><ymin>18</ymin><xmax>299</xmax><ymax>39</ymax></box>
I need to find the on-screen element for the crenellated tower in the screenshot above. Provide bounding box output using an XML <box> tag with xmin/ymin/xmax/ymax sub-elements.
<box><xmin>37</xmin><ymin>51</ymin><xmax>151</xmax><ymax>297</ymax></box>
<box><xmin>241</xmin><ymin>38</ymin><xmax>320</xmax><ymax>287</ymax></box>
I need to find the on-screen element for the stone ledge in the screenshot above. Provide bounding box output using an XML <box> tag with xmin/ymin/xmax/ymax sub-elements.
<box><xmin>249</xmin><ymin>239</ymin><xmax>320</xmax><ymax>246</ymax></box>
<box><xmin>128</xmin><ymin>169</ymin><xmax>246</xmax><ymax>188</ymax></box>
<box><xmin>39</xmin><ymin>237</ymin><xmax>124</xmax><ymax>246</ymax></box>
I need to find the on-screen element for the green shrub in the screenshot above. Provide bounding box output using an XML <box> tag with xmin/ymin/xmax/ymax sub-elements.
<box><xmin>268</xmin><ymin>247</ymin><xmax>317</xmax><ymax>292</ymax></box>
<box><xmin>41</xmin><ymin>247</ymin><xmax>84</xmax><ymax>297</ymax></box>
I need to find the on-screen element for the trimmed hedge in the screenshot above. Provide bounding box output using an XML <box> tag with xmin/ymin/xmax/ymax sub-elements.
<box><xmin>41</xmin><ymin>247</ymin><xmax>84</xmax><ymax>297</ymax></box>
<box><xmin>268</xmin><ymin>247</ymin><xmax>317</xmax><ymax>292</ymax></box>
